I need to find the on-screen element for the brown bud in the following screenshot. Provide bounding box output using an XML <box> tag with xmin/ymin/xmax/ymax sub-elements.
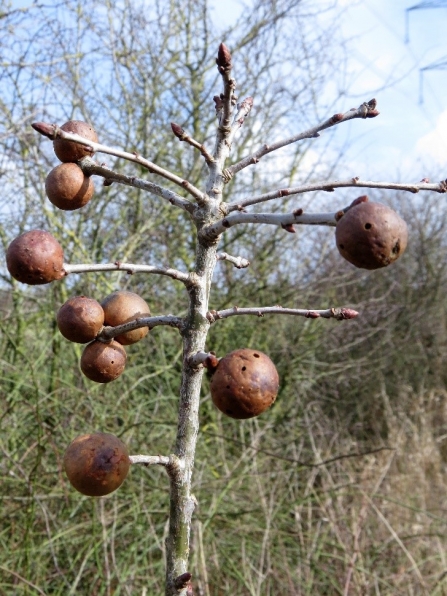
<box><xmin>338</xmin><ymin>308</ymin><xmax>359</xmax><ymax>320</ymax></box>
<box><xmin>174</xmin><ymin>573</ymin><xmax>192</xmax><ymax>590</ymax></box>
<box><xmin>171</xmin><ymin>122</ymin><xmax>185</xmax><ymax>139</ymax></box>
<box><xmin>281</xmin><ymin>223</ymin><xmax>296</xmax><ymax>233</ymax></box>
<box><xmin>350</xmin><ymin>195</ymin><xmax>369</xmax><ymax>208</ymax></box>
<box><xmin>204</xmin><ymin>353</ymin><xmax>220</xmax><ymax>372</ymax></box>
<box><xmin>217</xmin><ymin>42</ymin><xmax>232</xmax><ymax>71</ymax></box>
<box><xmin>31</xmin><ymin>121</ymin><xmax>56</xmax><ymax>139</ymax></box>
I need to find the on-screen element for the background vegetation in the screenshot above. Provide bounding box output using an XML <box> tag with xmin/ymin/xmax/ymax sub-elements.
<box><xmin>1</xmin><ymin>1</ymin><xmax>446</xmax><ymax>594</ymax></box>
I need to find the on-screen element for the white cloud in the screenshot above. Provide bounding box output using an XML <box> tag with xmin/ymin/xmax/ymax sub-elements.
<box><xmin>415</xmin><ymin>109</ymin><xmax>447</xmax><ymax>167</ymax></box>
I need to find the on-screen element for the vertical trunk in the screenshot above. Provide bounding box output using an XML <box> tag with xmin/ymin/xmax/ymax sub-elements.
<box><xmin>165</xmin><ymin>239</ymin><xmax>218</xmax><ymax>596</ymax></box>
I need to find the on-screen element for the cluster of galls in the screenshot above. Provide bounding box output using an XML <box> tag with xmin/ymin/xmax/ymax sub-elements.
<box><xmin>58</xmin><ymin>291</ymin><xmax>150</xmax><ymax>383</ymax></box>
<box><xmin>6</xmin><ymin>119</ymin><xmax>410</xmax><ymax>498</ymax></box>
<box><xmin>62</xmin><ymin>349</ymin><xmax>280</xmax><ymax>497</ymax></box>
<box><xmin>46</xmin><ymin>120</ymin><xmax>98</xmax><ymax>210</ymax></box>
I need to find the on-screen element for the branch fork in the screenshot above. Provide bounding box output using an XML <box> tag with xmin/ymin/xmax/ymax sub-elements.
<box><xmin>32</xmin><ymin>121</ymin><xmax>206</xmax><ymax>204</ymax></box>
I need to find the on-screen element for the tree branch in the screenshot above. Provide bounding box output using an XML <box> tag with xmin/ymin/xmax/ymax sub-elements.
<box><xmin>216</xmin><ymin>252</ymin><xmax>250</xmax><ymax>269</ymax></box>
<box><xmin>200</xmin><ymin>209</ymin><xmax>337</xmax><ymax>240</ymax></box>
<box><xmin>226</xmin><ymin>177</ymin><xmax>447</xmax><ymax>212</ymax></box>
<box><xmin>187</xmin><ymin>351</ymin><xmax>219</xmax><ymax>369</ymax></box>
<box><xmin>31</xmin><ymin>121</ymin><xmax>206</xmax><ymax>204</ymax></box>
<box><xmin>130</xmin><ymin>454</ymin><xmax>174</xmax><ymax>466</ymax></box>
<box><xmin>215</xmin><ymin>43</ymin><xmax>235</xmax><ymax>136</ymax></box>
<box><xmin>224</xmin><ymin>99</ymin><xmax>379</xmax><ymax>178</ymax></box>
<box><xmin>97</xmin><ymin>315</ymin><xmax>184</xmax><ymax>341</ymax></box>
<box><xmin>206</xmin><ymin>306</ymin><xmax>359</xmax><ymax>323</ymax></box>
<box><xmin>170</xmin><ymin>123</ymin><xmax>215</xmax><ymax>165</ymax></box>
<box><xmin>63</xmin><ymin>262</ymin><xmax>192</xmax><ymax>285</ymax></box>
<box><xmin>80</xmin><ymin>157</ymin><xmax>195</xmax><ymax>213</ymax></box>
<box><xmin>130</xmin><ymin>454</ymin><xmax>184</xmax><ymax>486</ymax></box>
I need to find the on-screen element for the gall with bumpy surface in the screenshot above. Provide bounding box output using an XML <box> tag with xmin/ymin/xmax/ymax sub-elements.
<box><xmin>53</xmin><ymin>120</ymin><xmax>98</xmax><ymax>163</ymax></box>
<box><xmin>45</xmin><ymin>163</ymin><xmax>94</xmax><ymax>210</ymax></box>
<box><xmin>101</xmin><ymin>291</ymin><xmax>151</xmax><ymax>345</ymax></box>
<box><xmin>64</xmin><ymin>432</ymin><xmax>130</xmax><ymax>496</ymax></box>
<box><xmin>335</xmin><ymin>197</ymin><xmax>408</xmax><ymax>270</ymax></box>
<box><xmin>210</xmin><ymin>348</ymin><xmax>279</xmax><ymax>419</ymax></box>
<box><xmin>80</xmin><ymin>340</ymin><xmax>127</xmax><ymax>383</ymax></box>
<box><xmin>6</xmin><ymin>229</ymin><xmax>65</xmax><ymax>285</ymax></box>
<box><xmin>57</xmin><ymin>296</ymin><xmax>104</xmax><ymax>344</ymax></box>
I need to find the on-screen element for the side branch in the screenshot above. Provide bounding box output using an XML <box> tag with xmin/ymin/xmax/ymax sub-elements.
<box><xmin>226</xmin><ymin>177</ymin><xmax>447</xmax><ymax>212</ymax></box>
<box><xmin>200</xmin><ymin>210</ymin><xmax>337</xmax><ymax>241</ymax></box>
<box><xmin>80</xmin><ymin>157</ymin><xmax>195</xmax><ymax>213</ymax></box>
<box><xmin>98</xmin><ymin>315</ymin><xmax>184</xmax><ymax>341</ymax></box>
<box><xmin>225</xmin><ymin>99</ymin><xmax>379</xmax><ymax>178</ymax></box>
<box><xmin>31</xmin><ymin>121</ymin><xmax>206</xmax><ymax>204</ymax></box>
<box><xmin>216</xmin><ymin>43</ymin><xmax>235</xmax><ymax>135</ymax></box>
<box><xmin>171</xmin><ymin>123</ymin><xmax>215</xmax><ymax>165</ymax></box>
<box><xmin>207</xmin><ymin>306</ymin><xmax>359</xmax><ymax>323</ymax></box>
<box><xmin>129</xmin><ymin>454</ymin><xmax>183</xmax><ymax>483</ymax></box>
<box><xmin>216</xmin><ymin>252</ymin><xmax>250</xmax><ymax>269</ymax></box>
<box><xmin>63</xmin><ymin>262</ymin><xmax>192</xmax><ymax>285</ymax></box>
<box><xmin>130</xmin><ymin>455</ymin><xmax>172</xmax><ymax>466</ymax></box>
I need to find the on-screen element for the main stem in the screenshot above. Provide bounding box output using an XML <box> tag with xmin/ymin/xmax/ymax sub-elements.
<box><xmin>165</xmin><ymin>238</ymin><xmax>218</xmax><ymax>596</ymax></box>
<box><xmin>165</xmin><ymin>44</ymin><xmax>235</xmax><ymax>594</ymax></box>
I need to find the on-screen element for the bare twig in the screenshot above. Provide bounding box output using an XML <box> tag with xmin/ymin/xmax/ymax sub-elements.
<box><xmin>31</xmin><ymin>121</ymin><xmax>206</xmax><ymax>204</ymax></box>
<box><xmin>80</xmin><ymin>157</ymin><xmax>195</xmax><ymax>213</ymax></box>
<box><xmin>187</xmin><ymin>351</ymin><xmax>219</xmax><ymax>369</ymax></box>
<box><xmin>129</xmin><ymin>454</ymin><xmax>172</xmax><ymax>466</ymax></box>
<box><xmin>216</xmin><ymin>252</ymin><xmax>250</xmax><ymax>269</ymax></box>
<box><xmin>97</xmin><ymin>315</ymin><xmax>184</xmax><ymax>341</ymax></box>
<box><xmin>171</xmin><ymin>123</ymin><xmax>215</xmax><ymax>165</ymax></box>
<box><xmin>206</xmin><ymin>306</ymin><xmax>358</xmax><ymax>323</ymax></box>
<box><xmin>201</xmin><ymin>210</ymin><xmax>337</xmax><ymax>241</ymax></box>
<box><xmin>226</xmin><ymin>177</ymin><xmax>447</xmax><ymax>212</ymax></box>
<box><xmin>225</xmin><ymin>99</ymin><xmax>379</xmax><ymax>178</ymax></box>
<box><xmin>215</xmin><ymin>43</ymin><xmax>235</xmax><ymax>135</ymax></box>
<box><xmin>63</xmin><ymin>262</ymin><xmax>192</xmax><ymax>285</ymax></box>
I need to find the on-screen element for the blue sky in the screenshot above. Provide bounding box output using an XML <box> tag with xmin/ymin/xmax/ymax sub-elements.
<box><xmin>7</xmin><ymin>0</ymin><xmax>445</xmax><ymax>182</ymax></box>
<box><xmin>211</xmin><ymin>0</ymin><xmax>447</xmax><ymax>181</ymax></box>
